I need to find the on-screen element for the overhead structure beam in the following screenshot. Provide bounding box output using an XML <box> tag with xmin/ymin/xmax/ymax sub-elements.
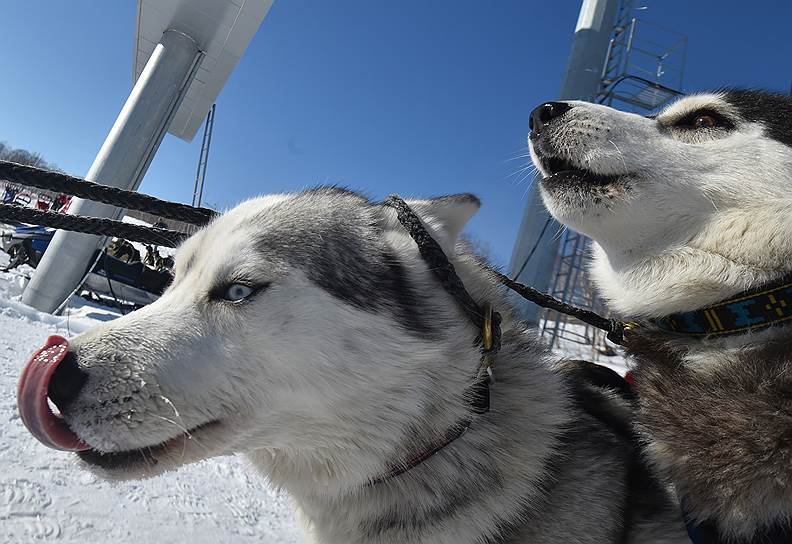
<box><xmin>135</xmin><ymin>0</ymin><xmax>274</xmax><ymax>142</ymax></box>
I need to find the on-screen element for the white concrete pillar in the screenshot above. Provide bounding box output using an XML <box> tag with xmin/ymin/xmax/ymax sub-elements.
<box><xmin>23</xmin><ymin>29</ymin><xmax>203</xmax><ymax>312</ymax></box>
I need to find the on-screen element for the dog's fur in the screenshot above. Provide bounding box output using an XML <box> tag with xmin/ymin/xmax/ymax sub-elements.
<box><xmin>55</xmin><ymin>189</ymin><xmax>686</xmax><ymax>543</ymax></box>
<box><xmin>530</xmin><ymin>90</ymin><xmax>792</xmax><ymax>540</ymax></box>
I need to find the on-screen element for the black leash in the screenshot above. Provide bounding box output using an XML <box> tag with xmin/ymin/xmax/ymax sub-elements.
<box><xmin>384</xmin><ymin>196</ymin><xmax>501</xmax><ymax>347</ymax></box>
<box><xmin>384</xmin><ymin>194</ymin><xmax>627</xmax><ymax>347</ymax></box>
<box><xmin>494</xmin><ymin>270</ymin><xmax>629</xmax><ymax>345</ymax></box>
<box><xmin>384</xmin><ymin>195</ymin><xmax>501</xmax><ymax>413</ymax></box>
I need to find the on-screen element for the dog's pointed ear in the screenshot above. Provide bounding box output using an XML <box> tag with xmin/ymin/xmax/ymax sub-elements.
<box><xmin>386</xmin><ymin>194</ymin><xmax>480</xmax><ymax>249</ymax></box>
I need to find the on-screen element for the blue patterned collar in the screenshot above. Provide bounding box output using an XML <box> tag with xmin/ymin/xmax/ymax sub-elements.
<box><xmin>654</xmin><ymin>276</ymin><xmax>792</xmax><ymax>337</ymax></box>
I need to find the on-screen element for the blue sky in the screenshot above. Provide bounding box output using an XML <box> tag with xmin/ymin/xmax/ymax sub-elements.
<box><xmin>2</xmin><ymin>0</ymin><xmax>792</xmax><ymax>266</ymax></box>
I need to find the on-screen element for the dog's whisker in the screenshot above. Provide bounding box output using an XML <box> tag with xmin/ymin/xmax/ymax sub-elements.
<box><xmin>704</xmin><ymin>193</ymin><xmax>720</xmax><ymax>212</ymax></box>
<box><xmin>150</xmin><ymin>413</ymin><xmax>191</xmax><ymax>438</ymax></box>
<box><xmin>503</xmin><ymin>153</ymin><xmax>533</xmax><ymax>163</ymax></box>
<box><xmin>156</xmin><ymin>394</ymin><xmax>210</xmax><ymax>454</ymax></box>
<box><xmin>505</xmin><ymin>165</ymin><xmax>535</xmax><ymax>180</ymax></box>
<box><xmin>149</xmin><ymin>414</ymin><xmax>210</xmax><ymax>455</ymax></box>
<box><xmin>159</xmin><ymin>394</ymin><xmax>186</xmax><ymax>427</ymax></box>
<box><xmin>607</xmin><ymin>139</ymin><xmax>629</xmax><ymax>172</ymax></box>
<box><xmin>517</xmin><ymin>168</ymin><xmax>539</xmax><ymax>185</ymax></box>
<box><xmin>140</xmin><ymin>447</ymin><xmax>154</xmax><ymax>470</ymax></box>
<box><xmin>520</xmin><ymin>175</ymin><xmax>540</xmax><ymax>199</ymax></box>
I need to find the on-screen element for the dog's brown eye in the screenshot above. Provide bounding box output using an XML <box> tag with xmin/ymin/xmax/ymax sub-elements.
<box><xmin>694</xmin><ymin>115</ymin><xmax>717</xmax><ymax>128</ymax></box>
<box><xmin>673</xmin><ymin>110</ymin><xmax>732</xmax><ymax>131</ymax></box>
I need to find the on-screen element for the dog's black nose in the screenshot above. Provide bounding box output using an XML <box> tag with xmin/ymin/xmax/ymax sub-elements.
<box><xmin>47</xmin><ymin>351</ymin><xmax>88</xmax><ymax>413</ymax></box>
<box><xmin>529</xmin><ymin>101</ymin><xmax>572</xmax><ymax>136</ymax></box>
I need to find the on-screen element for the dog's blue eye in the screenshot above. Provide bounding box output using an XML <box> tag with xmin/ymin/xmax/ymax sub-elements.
<box><xmin>223</xmin><ymin>284</ymin><xmax>255</xmax><ymax>302</ymax></box>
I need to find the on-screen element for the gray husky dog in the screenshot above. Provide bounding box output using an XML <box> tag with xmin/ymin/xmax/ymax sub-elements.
<box><xmin>18</xmin><ymin>189</ymin><xmax>687</xmax><ymax>543</ymax></box>
<box><xmin>529</xmin><ymin>90</ymin><xmax>792</xmax><ymax>542</ymax></box>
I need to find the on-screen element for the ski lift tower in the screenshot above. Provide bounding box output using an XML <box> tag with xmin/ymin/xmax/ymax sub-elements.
<box><xmin>508</xmin><ymin>0</ymin><xmax>621</xmax><ymax>327</ymax></box>
<box><xmin>23</xmin><ymin>0</ymin><xmax>274</xmax><ymax>313</ymax></box>
<box><xmin>539</xmin><ymin>0</ymin><xmax>688</xmax><ymax>358</ymax></box>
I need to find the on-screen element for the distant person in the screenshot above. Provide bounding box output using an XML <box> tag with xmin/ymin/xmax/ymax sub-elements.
<box><xmin>105</xmin><ymin>239</ymin><xmax>140</xmax><ymax>263</ymax></box>
<box><xmin>51</xmin><ymin>194</ymin><xmax>70</xmax><ymax>213</ymax></box>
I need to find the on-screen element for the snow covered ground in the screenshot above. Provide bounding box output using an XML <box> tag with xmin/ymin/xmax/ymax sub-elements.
<box><xmin>0</xmin><ymin>259</ymin><xmax>301</xmax><ymax>543</ymax></box>
<box><xmin>543</xmin><ymin>320</ymin><xmax>632</xmax><ymax>376</ymax></box>
<box><xmin>0</xmin><ymin>257</ymin><xmax>632</xmax><ymax>543</ymax></box>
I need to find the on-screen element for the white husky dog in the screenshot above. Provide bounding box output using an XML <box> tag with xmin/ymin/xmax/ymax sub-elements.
<box><xmin>18</xmin><ymin>188</ymin><xmax>687</xmax><ymax>543</ymax></box>
<box><xmin>529</xmin><ymin>90</ymin><xmax>792</xmax><ymax>542</ymax></box>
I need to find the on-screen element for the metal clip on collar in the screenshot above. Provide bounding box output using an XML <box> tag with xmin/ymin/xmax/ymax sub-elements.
<box><xmin>480</xmin><ymin>304</ymin><xmax>495</xmax><ymax>383</ymax></box>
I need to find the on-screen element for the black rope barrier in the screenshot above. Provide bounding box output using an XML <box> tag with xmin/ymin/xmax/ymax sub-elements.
<box><xmin>0</xmin><ymin>161</ymin><xmax>217</xmax><ymax>226</ymax></box>
<box><xmin>0</xmin><ymin>205</ymin><xmax>187</xmax><ymax>247</ymax></box>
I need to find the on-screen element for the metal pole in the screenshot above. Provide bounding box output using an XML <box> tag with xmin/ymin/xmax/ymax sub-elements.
<box><xmin>191</xmin><ymin>105</ymin><xmax>212</xmax><ymax>207</ymax></box>
<box><xmin>196</xmin><ymin>104</ymin><xmax>215</xmax><ymax>208</ymax></box>
<box><xmin>508</xmin><ymin>0</ymin><xmax>619</xmax><ymax>325</ymax></box>
<box><xmin>23</xmin><ymin>29</ymin><xmax>203</xmax><ymax>313</ymax></box>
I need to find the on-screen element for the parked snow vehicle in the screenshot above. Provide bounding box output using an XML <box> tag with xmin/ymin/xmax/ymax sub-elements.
<box><xmin>0</xmin><ymin>224</ymin><xmax>54</xmax><ymax>269</ymax></box>
<box><xmin>0</xmin><ymin>224</ymin><xmax>171</xmax><ymax>307</ymax></box>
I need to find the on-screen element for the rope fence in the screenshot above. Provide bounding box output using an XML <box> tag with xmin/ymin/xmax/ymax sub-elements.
<box><xmin>0</xmin><ymin>205</ymin><xmax>187</xmax><ymax>247</ymax></box>
<box><xmin>0</xmin><ymin>160</ymin><xmax>215</xmax><ymax>246</ymax></box>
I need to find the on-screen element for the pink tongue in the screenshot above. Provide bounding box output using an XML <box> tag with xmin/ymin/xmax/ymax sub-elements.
<box><xmin>17</xmin><ymin>335</ymin><xmax>90</xmax><ymax>451</ymax></box>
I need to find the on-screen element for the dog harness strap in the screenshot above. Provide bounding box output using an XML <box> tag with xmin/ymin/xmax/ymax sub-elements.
<box><xmin>655</xmin><ymin>275</ymin><xmax>792</xmax><ymax>337</ymax></box>
<box><xmin>682</xmin><ymin>500</ymin><xmax>792</xmax><ymax>544</ymax></box>
<box><xmin>684</xmin><ymin>518</ymin><xmax>792</xmax><ymax>544</ymax></box>
<box><xmin>368</xmin><ymin>420</ymin><xmax>472</xmax><ymax>485</ymax></box>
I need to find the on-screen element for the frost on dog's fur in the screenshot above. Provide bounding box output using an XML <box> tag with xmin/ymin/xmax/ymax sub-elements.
<box><xmin>530</xmin><ymin>90</ymin><xmax>792</xmax><ymax>539</ymax></box>
<box><xmin>57</xmin><ymin>188</ymin><xmax>684</xmax><ymax>543</ymax></box>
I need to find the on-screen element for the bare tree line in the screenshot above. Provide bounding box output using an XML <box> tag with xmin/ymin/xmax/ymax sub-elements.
<box><xmin>0</xmin><ymin>142</ymin><xmax>63</xmax><ymax>202</ymax></box>
<box><xmin>0</xmin><ymin>141</ymin><xmax>59</xmax><ymax>171</ymax></box>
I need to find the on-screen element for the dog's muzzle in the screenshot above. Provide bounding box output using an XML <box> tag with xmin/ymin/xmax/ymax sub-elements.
<box><xmin>17</xmin><ymin>335</ymin><xmax>90</xmax><ymax>451</ymax></box>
